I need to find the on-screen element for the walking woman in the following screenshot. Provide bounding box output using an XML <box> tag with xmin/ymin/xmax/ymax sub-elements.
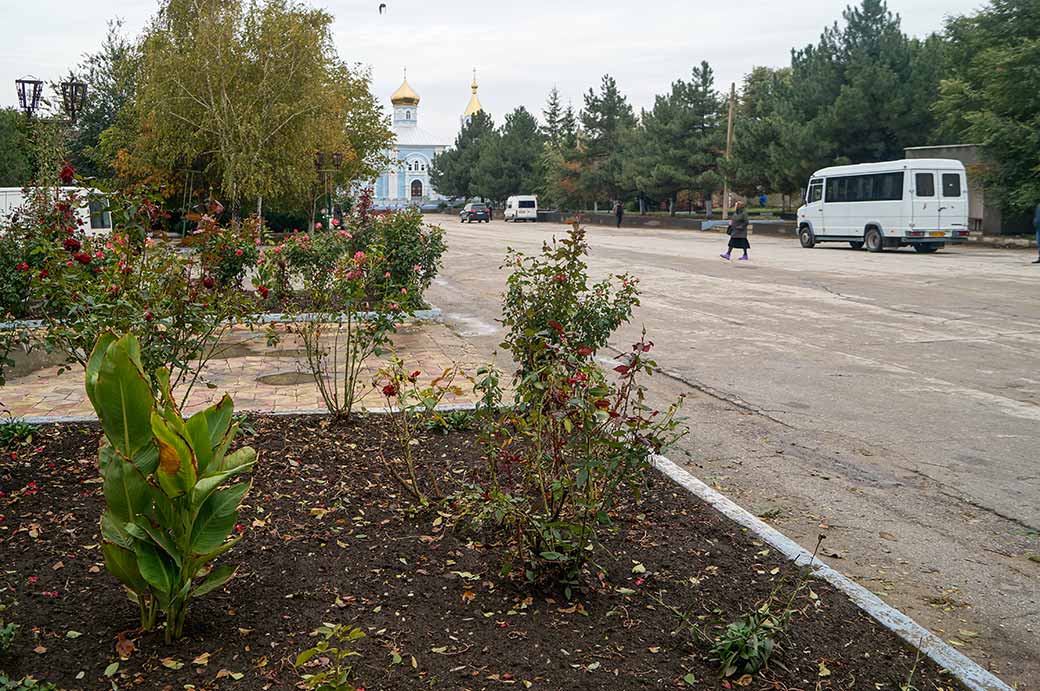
<box><xmin>721</xmin><ymin>200</ymin><xmax>750</xmax><ymax>261</ymax></box>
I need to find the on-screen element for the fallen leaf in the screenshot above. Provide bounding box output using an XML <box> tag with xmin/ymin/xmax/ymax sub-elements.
<box><xmin>115</xmin><ymin>631</ymin><xmax>135</xmax><ymax>659</ymax></box>
<box><xmin>683</xmin><ymin>673</ymin><xmax>697</xmax><ymax>686</ymax></box>
<box><xmin>735</xmin><ymin>674</ymin><xmax>753</xmax><ymax>686</ymax></box>
<box><xmin>104</xmin><ymin>662</ymin><xmax>119</xmax><ymax>678</ymax></box>
<box><xmin>631</xmin><ymin>562</ymin><xmax>646</xmax><ymax>574</ymax></box>
<box><xmin>193</xmin><ymin>651</ymin><xmax>211</xmax><ymax>666</ymax></box>
<box><xmin>66</xmin><ymin>630</ymin><xmax>83</xmax><ymax>639</ymax></box>
<box><xmin>33</xmin><ymin>645</ymin><xmax>47</xmax><ymax>654</ymax></box>
<box><xmin>818</xmin><ymin>661</ymin><xmax>832</xmax><ymax>677</ymax></box>
<box><xmin>160</xmin><ymin>657</ymin><xmax>184</xmax><ymax>670</ymax></box>
<box><xmin>461</xmin><ymin>590</ymin><xmax>476</xmax><ymax>604</ymax></box>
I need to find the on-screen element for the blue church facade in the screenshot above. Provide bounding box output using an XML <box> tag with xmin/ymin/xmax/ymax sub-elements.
<box><xmin>371</xmin><ymin>76</ymin><xmax>447</xmax><ymax>210</ymax></box>
<box><xmin>371</xmin><ymin>72</ymin><xmax>484</xmax><ymax>210</ymax></box>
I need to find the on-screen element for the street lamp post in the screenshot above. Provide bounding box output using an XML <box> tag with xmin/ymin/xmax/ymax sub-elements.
<box><xmin>314</xmin><ymin>151</ymin><xmax>342</xmax><ymax>229</ymax></box>
<box><xmin>15</xmin><ymin>78</ymin><xmax>44</xmax><ymax>118</ymax></box>
<box><xmin>60</xmin><ymin>80</ymin><xmax>88</xmax><ymax>124</ymax></box>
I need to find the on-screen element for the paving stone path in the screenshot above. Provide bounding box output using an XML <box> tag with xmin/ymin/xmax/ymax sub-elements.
<box><xmin>3</xmin><ymin>321</ymin><xmax>484</xmax><ymax>419</ymax></box>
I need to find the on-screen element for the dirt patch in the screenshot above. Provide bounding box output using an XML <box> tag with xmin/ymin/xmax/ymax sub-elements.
<box><xmin>0</xmin><ymin>416</ymin><xmax>966</xmax><ymax>690</ymax></box>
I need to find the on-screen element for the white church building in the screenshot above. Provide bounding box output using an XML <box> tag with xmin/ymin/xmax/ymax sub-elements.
<box><xmin>371</xmin><ymin>72</ymin><xmax>483</xmax><ymax>209</ymax></box>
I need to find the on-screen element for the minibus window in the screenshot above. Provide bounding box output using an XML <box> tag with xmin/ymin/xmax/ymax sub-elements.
<box><xmin>519</xmin><ymin>200</ymin><xmax>536</xmax><ymax>208</ymax></box>
<box><xmin>808</xmin><ymin>182</ymin><xmax>823</xmax><ymax>203</ymax></box>
<box><xmin>914</xmin><ymin>173</ymin><xmax>935</xmax><ymax>197</ymax></box>
<box><xmin>89</xmin><ymin>199</ymin><xmax>112</xmax><ymax>229</ymax></box>
<box><xmin>941</xmin><ymin>174</ymin><xmax>961</xmax><ymax>197</ymax></box>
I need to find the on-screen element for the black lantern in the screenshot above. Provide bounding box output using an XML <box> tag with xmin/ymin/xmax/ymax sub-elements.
<box><xmin>15</xmin><ymin>78</ymin><xmax>44</xmax><ymax>118</ymax></box>
<box><xmin>314</xmin><ymin>151</ymin><xmax>326</xmax><ymax>170</ymax></box>
<box><xmin>60</xmin><ymin>79</ymin><xmax>88</xmax><ymax>124</ymax></box>
<box><xmin>331</xmin><ymin>152</ymin><xmax>343</xmax><ymax>168</ymax></box>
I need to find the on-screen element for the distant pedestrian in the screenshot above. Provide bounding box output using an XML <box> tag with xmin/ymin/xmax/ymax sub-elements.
<box><xmin>614</xmin><ymin>200</ymin><xmax>624</xmax><ymax>228</ymax></box>
<box><xmin>1033</xmin><ymin>201</ymin><xmax>1040</xmax><ymax>264</ymax></box>
<box><xmin>486</xmin><ymin>201</ymin><xmax>493</xmax><ymax>220</ymax></box>
<box><xmin>721</xmin><ymin>200</ymin><xmax>750</xmax><ymax>261</ymax></box>
<box><xmin>759</xmin><ymin>192</ymin><xmax>767</xmax><ymax>208</ymax></box>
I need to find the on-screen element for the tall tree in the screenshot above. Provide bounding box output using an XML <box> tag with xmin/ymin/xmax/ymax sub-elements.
<box><xmin>542</xmin><ymin>87</ymin><xmax>564</xmax><ymax>149</ymax></box>
<box><xmin>784</xmin><ymin>0</ymin><xmax>944</xmax><ymax>170</ymax></box>
<box><xmin>474</xmin><ymin>106</ymin><xmax>544</xmax><ymax>203</ymax></box>
<box><xmin>622</xmin><ymin>61</ymin><xmax>723</xmax><ymax>214</ymax></box>
<box><xmin>559</xmin><ymin>103</ymin><xmax>579</xmax><ymax>149</ymax></box>
<box><xmin>935</xmin><ymin>0</ymin><xmax>1039</xmax><ymax>212</ymax></box>
<box><xmin>0</xmin><ymin>109</ymin><xmax>32</xmax><ymax>187</ymax></box>
<box><xmin>578</xmin><ymin>74</ymin><xmax>636</xmax><ymax>204</ymax></box>
<box><xmin>430</xmin><ymin>110</ymin><xmax>495</xmax><ymax>199</ymax></box>
<box><xmin>67</xmin><ymin>20</ymin><xmax>140</xmax><ymax>180</ymax></box>
<box><xmin>128</xmin><ymin>0</ymin><xmax>391</xmax><ymax>213</ymax></box>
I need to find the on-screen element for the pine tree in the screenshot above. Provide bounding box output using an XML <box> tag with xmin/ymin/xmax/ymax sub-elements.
<box><xmin>475</xmin><ymin>106</ymin><xmax>544</xmax><ymax>202</ymax></box>
<box><xmin>430</xmin><ymin>110</ymin><xmax>496</xmax><ymax>199</ymax></box>
<box><xmin>578</xmin><ymin>74</ymin><xmax>636</xmax><ymax>204</ymax></box>
<box><xmin>542</xmin><ymin>87</ymin><xmax>563</xmax><ymax>149</ymax></box>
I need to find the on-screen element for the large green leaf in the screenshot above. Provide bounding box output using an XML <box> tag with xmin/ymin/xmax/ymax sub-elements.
<box><xmin>133</xmin><ymin>518</ymin><xmax>182</xmax><ymax>569</ymax></box>
<box><xmin>192</xmin><ymin>535</ymin><xmax>242</xmax><ymax>570</ymax></box>
<box><xmin>101</xmin><ymin>511</ymin><xmax>134</xmax><ymax>550</ymax></box>
<box><xmin>192</xmin><ymin>564</ymin><xmax>236</xmax><ymax>598</ymax></box>
<box><xmin>192</xmin><ymin>447</ymin><xmax>255</xmax><ymax>506</ymax></box>
<box><xmin>101</xmin><ymin>446</ymin><xmax>154</xmax><ymax>524</ymax></box>
<box><xmin>185</xmin><ymin>395</ymin><xmax>232</xmax><ymax>477</ymax></box>
<box><xmin>136</xmin><ymin>540</ymin><xmax>177</xmax><ymax>599</ymax></box>
<box><xmin>102</xmin><ymin>542</ymin><xmax>149</xmax><ymax>594</ymax></box>
<box><xmin>85</xmin><ymin>332</ymin><xmax>118</xmax><ymax>412</ymax></box>
<box><xmin>151</xmin><ymin>413</ymin><xmax>198</xmax><ymax>499</ymax></box>
<box><xmin>190</xmin><ymin>482</ymin><xmax>250</xmax><ymax>554</ymax></box>
<box><xmin>91</xmin><ymin>334</ymin><xmax>154</xmax><ymax>459</ymax></box>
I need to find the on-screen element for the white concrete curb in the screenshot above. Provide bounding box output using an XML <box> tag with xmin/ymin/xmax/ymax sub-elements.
<box><xmin>653</xmin><ymin>454</ymin><xmax>1012</xmax><ymax>691</ymax></box>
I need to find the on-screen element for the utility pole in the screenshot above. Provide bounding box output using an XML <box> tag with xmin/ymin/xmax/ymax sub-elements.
<box><xmin>722</xmin><ymin>82</ymin><xmax>735</xmax><ymax>220</ymax></box>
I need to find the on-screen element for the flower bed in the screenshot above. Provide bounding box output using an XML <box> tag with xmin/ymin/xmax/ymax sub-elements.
<box><xmin>0</xmin><ymin>415</ymin><xmax>965</xmax><ymax>690</ymax></box>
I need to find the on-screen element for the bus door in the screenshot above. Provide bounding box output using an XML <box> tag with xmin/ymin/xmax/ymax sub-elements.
<box><xmin>911</xmin><ymin>170</ymin><xmax>939</xmax><ymax>233</ymax></box>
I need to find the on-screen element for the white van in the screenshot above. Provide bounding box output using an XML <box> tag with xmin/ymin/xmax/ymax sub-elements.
<box><xmin>797</xmin><ymin>159</ymin><xmax>969</xmax><ymax>253</ymax></box>
<box><xmin>504</xmin><ymin>195</ymin><xmax>538</xmax><ymax>222</ymax></box>
<box><xmin>0</xmin><ymin>187</ymin><xmax>113</xmax><ymax>236</ymax></box>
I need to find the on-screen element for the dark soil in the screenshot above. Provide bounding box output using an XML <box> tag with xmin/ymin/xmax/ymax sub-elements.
<box><xmin>0</xmin><ymin>416</ymin><xmax>965</xmax><ymax>690</ymax></box>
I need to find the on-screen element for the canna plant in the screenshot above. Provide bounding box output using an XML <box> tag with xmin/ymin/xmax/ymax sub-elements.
<box><xmin>86</xmin><ymin>332</ymin><xmax>257</xmax><ymax>642</ymax></box>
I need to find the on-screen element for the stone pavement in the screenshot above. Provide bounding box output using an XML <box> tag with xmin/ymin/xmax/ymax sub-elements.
<box><xmin>2</xmin><ymin>321</ymin><xmax>486</xmax><ymax>420</ymax></box>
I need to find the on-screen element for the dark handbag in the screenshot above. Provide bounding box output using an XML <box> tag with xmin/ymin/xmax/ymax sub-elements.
<box><xmin>726</xmin><ymin>224</ymin><xmax>733</xmax><ymax>235</ymax></box>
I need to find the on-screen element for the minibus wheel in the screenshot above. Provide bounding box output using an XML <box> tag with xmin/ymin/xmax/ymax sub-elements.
<box><xmin>799</xmin><ymin>226</ymin><xmax>815</xmax><ymax>248</ymax></box>
<box><xmin>865</xmin><ymin>228</ymin><xmax>884</xmax><ymax>253</ymax></box>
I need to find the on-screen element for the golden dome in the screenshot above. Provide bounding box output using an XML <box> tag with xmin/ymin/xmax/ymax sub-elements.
<box><xmin>391</xmin><ymin>76</ymin><xmax>420</xmax><ymax>106</ymax></box>
<box><xmin>463</xmin><ymin>69</ymin><xmax>482</xmax><ymax>117</ymax></box>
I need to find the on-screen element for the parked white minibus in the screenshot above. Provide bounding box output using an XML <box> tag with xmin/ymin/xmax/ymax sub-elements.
<box><xmin>797</xmin><ymin>159</ymin><xmax>969</xmax><ymax>253</ymax></box>
<box><xmin>504</xmin><ymin>195</ymin><xmax>538</xmax><ymax>222</ymax></box>
<box><xmin>0</xmin><ymin>187</ymin><xmax>113</xmax><ymax>236</ymax></box>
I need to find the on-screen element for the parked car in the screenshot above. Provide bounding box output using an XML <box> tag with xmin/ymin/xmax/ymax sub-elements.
<box><xmin>460</xmin><ymin>202</ymin><xmax>490</xmax><ymax>223</ymax></box>
<box><xmin>797</xmin><ymin>159</ymin><xmax>969</xmax><ymax>253</ymax></box>
<box><xmin>504</xmin><ymin>195</ymin><xmax>538</xmax><ymax>222</ymax></box>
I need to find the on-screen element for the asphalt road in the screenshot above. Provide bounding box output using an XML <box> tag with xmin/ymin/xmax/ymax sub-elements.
<box><xmin>426</xmin><ymin>216</ymin><xmax>1040</xmax><ymax>687</ymax></box>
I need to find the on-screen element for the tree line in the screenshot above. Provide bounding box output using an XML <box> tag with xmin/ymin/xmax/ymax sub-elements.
<box><xmin>0</xmin><ymin>0</ymin><xmax>392</xmax><ymax>220</ymax></box>
<box><xmin>431</xmin><ymin>0</ymin><xmax>1038</xmax><ymax>215</ymax></box>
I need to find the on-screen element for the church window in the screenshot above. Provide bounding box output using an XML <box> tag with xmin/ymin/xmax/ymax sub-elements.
<box><xmin>405</xmin><ymin>110</ymin><xmax>411</xmax><ymax>120</ymax></box>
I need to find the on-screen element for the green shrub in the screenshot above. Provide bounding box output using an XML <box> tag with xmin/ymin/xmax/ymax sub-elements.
<box><xmin>295</xmin><ymin>624</ymin><xmax>365</xmax><ymax>691</ymax></box>
<box><xmin>87</xmin><ymin>332</ymin><xmax>256</xmax><ymax>642</ymax></box>
<box><xmin>0</xmin><ymin>676</ymin><xmax>57</xmax><ymax>691</ymax></box>
<box><xmin>188</xmin><ymin>213</ymin><xmax>263</xmax><ymax>289</ymax></box>
<box><xmin>469</xmin><ymin>222</ymin><xmax>685</xmax><ymax>591</ymax></box>
<box><xmin>23</xmin><ymin>187</ymin><xmax>254</xmax><ymax>406</ymax></box>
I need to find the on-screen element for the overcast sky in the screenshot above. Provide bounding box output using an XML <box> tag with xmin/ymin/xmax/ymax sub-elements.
<box><xmin>0</xmin><ymin>0</ymin><xmax>983</xmax><ymax>142</ymax></box>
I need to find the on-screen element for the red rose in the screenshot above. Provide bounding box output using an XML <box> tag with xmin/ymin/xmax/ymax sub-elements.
<box><xmin>257</xmin><ymin>285</ymin><xmax>270</xmax><ymax>299</ymax></box>
<box><xmin>382</xmin><ymin>383</ymin><xmax>398</xmax><ymax>397</ymax></box>
<box><xmin>73</xmin><ymin>252</ymin><xmax>91</xmax><ymax>265</ymax></box>
<box><xmin>59</xmin><ymin>164</ymin><xmax>75</xmax><ymax>185</ymax></box>
<box><xmin>37</xmin><ymin>270</ymin><xmax>48</xmax><ymax>279</ymax></box>
<box><xmin>15</xmin><ymin>262</ymin><xmax>29</xmax><ymax>272</ymax></box>
<box><xmin>202</xmin><ymin>276</ymin><xmax>215</xmax><ymax>289</ymax></box>
<box><xmin>577</xmin><ymin>346</ymin><xmax>593</xmax><ymax>357</ymax></box>
<box><xmin>235</xmin><ymin>248</ymin><xmax>244</xmax><ymax>257</ymax></box>
<box><xmin>63</xmin><ymin>237</ymin><xmax>81</xmax><ymax>252</ymax></box>
<box><xmin>144</xmin><ymin>311</ymin><xmax>154</xmax><ymax>321</ymax></box>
